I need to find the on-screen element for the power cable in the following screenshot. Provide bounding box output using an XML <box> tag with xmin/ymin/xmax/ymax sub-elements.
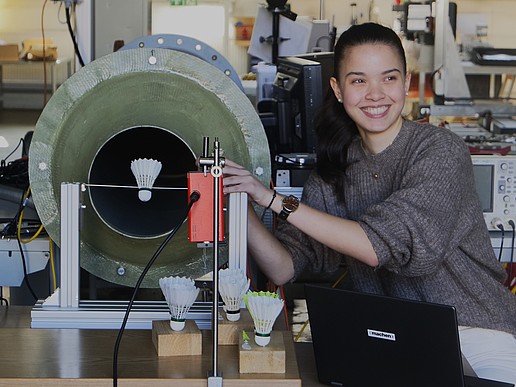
<box><xmin>41</xmin><ymin>0</ymin><xmax>50</xmax><ymax>105</ymax></box>
<box><xmin>507</xmin><ymin>220</ymin><xmax>515</xmax><ymax>289</ymax></box>
<box><xmin>112</xmin><ymin>190</ymin><xmax>200</xmax><ymax>387</ymax></box>
<box><xmin>0</xmin><ymin>286</ymin><xmax>8</xmax><ymax>307</ymax></box>
<box><xmin>1</xmin><ymin>138</ymin><xmax>24</xmax><ymax>167</ymax></box>
<box><xmin>65</xmin><ymin>4</ymin><xmax>85</xmax><ymax>67</ymax></box>
<box><xmin>16</xmin><ymin>234</ymin><xmax>39</xmax><ymax>302</ymax></box>
<box><xmin>496</xmin><ymin>222</ymin><xmax>505</xmax><ymax>262</ymax></box>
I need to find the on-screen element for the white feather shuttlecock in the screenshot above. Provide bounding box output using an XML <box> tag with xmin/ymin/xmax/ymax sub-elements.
<box><xmin>243</xmin><ymin>291</ymin><xmax>284</xmax><ymax>347</ymax></box>
<box><xmin>218</xmin><ymin>268</ymin><xmax>250</xmax><ymax>322</ymax></box>
<box><xmin>159</xmin><ymin>276</ymin><xmax>200</xmax><ymax>331</ymax></box>
<box><xmin>130</xmin><ymin>158</ymin><xmax>162</xmax><ymax>202</ymax></box>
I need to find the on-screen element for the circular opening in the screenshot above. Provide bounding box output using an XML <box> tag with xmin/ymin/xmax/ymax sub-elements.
<box><xmin>88</xmin><ymin>126</ymin><xmax>196</xmax><ymax>238</ymax></box>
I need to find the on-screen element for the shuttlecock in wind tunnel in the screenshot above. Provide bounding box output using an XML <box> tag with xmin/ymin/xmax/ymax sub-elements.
<box><xmin>159</xmin><ymin>276</ymin><xmax>200</xmax><ymax>331</ymax></box>
<box><xmin>219</xmin><ymin>268</ymin><xmax>250</xmax><ymax>322</ymax></box>
<box><xmin>243</xmin><ymin>291</ymin><xmax>284</xmax><ymax>347</ymax></box>
<box><xmin>130</xmin><ymin>158</ymin><xmax>162</xmax><ymax>202</ymax></box>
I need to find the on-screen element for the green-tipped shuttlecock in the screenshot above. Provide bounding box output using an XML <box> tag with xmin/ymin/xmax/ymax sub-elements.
<box><xmin>243</xmin><ymin>291</ymin><xmax>284</xmax><ymax>347</ymax></box>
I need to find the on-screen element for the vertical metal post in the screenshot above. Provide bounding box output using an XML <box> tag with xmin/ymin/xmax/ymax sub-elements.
<box><xmin>209</xmin><ymin>138</ymin><xmax>223</xmax><ymax>386</ymax></box>
<box><xmin>60</xmin><ymin>182</ymin><xmax>81</xmax><ymax>308</ymax></box>
<box><xmin>197</xmin><ymin>137</ymin><xmax>227</xmax><ymax>385</ymax></box>
<box><xmin>212</xmin><ymin>139</ymin><xmax>220</xmax><ymax>377</ymax></box>
<box><xmin>271</xmin><ymin>8</ymin><xmax>280</xmax><ymax>65</ymax></box>
<box><xmin>228</xmin><ymin>192</ymin><xmax>248</xmax><ymax>271</ymax></box>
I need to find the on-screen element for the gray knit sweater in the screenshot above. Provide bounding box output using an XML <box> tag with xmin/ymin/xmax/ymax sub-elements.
<box><xmin>275</xmin><ymin>120</ymin><xmax>516</xmax><ymax>335</ymax></box>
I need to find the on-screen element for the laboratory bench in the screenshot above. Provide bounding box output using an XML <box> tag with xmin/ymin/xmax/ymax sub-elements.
<box><xmin>0</xmin><ymin>58</ymin><xmax>73</xmax><ymax>109</ymax></box>
<box><xmin>0</xmin><ymin>305</ymin><xmax>322</xmax><ymax>387</ymax></box>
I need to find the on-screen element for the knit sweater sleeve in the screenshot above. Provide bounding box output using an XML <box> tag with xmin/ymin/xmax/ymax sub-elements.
<box><xmin>274</xmin><ymin>173</ymin><xmax>344</xmax><ymax>281</ymax></box>
<box><xmin>359</xmin><ymin>124</ymin><xmax>483</xmax><ymax>276</ymax></box>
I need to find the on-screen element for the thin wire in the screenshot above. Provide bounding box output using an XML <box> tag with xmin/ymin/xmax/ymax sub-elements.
<box><xmin>1</xmin><ymin>138</ymin><xmax>23</xmax><ymax>165</ymax></box>
<box><xmin>9</xmin><ymin>187</ymin><xmax>39</xmax><ymax>301</ymax></box>
<box><xmin>86</xmin><ymin>183</ymin><xmax>187</xmax><ymax>190</ymax></box>
<box><xmin>65</xmin><ymin>4</ymin><xmax>85</xmax><ymax>67</ymax></box>
<box><xmin>41</xmin><ymin>0</ymin><xmax>49</xmax><ymax>105</ymax></box>
<box><xmin>49</xmin><ymin>239</ymin><xmax>57</xmax><ymax>292</ymax></box>
<box><xmin>16</xmin><ymin>187</ymin><xmax>45</xmax><ymax>243</ymax></box>
<box><xmin>497</xmin><ymin>224</ymin><xmax>505</xmax><ymax>262</ymax></box>
<box><xmin>508</xmin><ymin>220</ymin><xmax>515</xmax><ymax>289</ymax></box>
<box><xmin>16</xmin><ymin>235</ymin><xmax>39</xmax><ymax>302</ymax></box>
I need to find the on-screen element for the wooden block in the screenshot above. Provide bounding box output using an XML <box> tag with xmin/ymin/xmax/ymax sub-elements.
<box><xmin>151</xmin><ymin>319</ymin><xmax>202</xmax><ymax>356</ymax></box>
<box><xmin>218</xmin><ymin>308</ymin><xmax>254</xmax><ymax>345</ymax></box>
<box><xmin>239</xmin><ymin>330</ymin><xmax>286</xmax><ymax>374</ymax></box>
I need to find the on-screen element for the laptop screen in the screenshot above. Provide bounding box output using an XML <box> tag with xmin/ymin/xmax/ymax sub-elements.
<box><xmin>305</xmin><ymin>285</ymin><xmax>465</xmax><ymax>387</ymax></box>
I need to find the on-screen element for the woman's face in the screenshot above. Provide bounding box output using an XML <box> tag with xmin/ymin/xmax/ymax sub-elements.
<box><xmin>330</xmin><ymin>43</ymin><xmax>410</xmax><ymax>138</ymax></box>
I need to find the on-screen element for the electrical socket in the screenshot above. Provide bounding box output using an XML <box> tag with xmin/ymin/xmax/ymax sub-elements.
<box><xmin>275</xmin><ymin>170</ymin><xmax>290</xmax><ymax>187</ymax></box>
<box><xmin>491</xmin><ymin>218</ymin><xmax>504</xmax><ymax>230</ymax></box>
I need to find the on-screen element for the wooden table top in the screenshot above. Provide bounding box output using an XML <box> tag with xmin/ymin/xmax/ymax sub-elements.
<box><xmin>0</xmin><ymin>306</ymin><xmax>323</xmax><ymax>387</ymax></box>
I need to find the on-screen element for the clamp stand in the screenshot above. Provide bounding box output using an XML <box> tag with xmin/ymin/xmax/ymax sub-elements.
<box><xmin>198</xmin><ymin>137</ymin><xmax>226</xmax><ymax>386</ymax></box>
<box><xmin>260</xmin><ymin>0</ymin><xmax>297</xmax><ymax>65</ymax></box>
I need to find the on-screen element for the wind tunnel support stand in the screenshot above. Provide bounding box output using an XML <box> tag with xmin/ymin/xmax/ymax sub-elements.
<box><xmin>59</xmin><ymin>182</ymin><xmax>81</xmax><ymax>308</ymax></box>
<box><xmin>37</xmin><ymin>182</ymin><xmax>82</xmax><ymax>310</ymax></box>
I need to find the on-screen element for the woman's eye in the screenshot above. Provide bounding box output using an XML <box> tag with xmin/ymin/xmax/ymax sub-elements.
<box><xmin>351</xmin><ymin>78</ymin><xmax>365</xmax><ymax>84</ymax></box>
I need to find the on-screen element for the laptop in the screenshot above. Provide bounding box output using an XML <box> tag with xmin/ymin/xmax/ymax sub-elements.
<box><xmin>305</xmin><ymin>284</ymin><xmax>514</xmax><ymax>387</ymax></box>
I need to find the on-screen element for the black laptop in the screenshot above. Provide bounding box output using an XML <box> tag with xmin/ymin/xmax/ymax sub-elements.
<box><xmin>305</xmin><ymin>284</ymin><xmax>514</xmax><ymax>387</ymax></box>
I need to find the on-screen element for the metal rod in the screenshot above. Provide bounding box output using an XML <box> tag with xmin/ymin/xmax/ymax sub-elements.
<box><xmin>271</xmin><ymin>8</ymin><xmax>280</xmax><ymax>65</ymax></box>
<box><xmin>212</xmin><ymin>137</ymin><xmax>221</xmax><ymax>378</ymax></box>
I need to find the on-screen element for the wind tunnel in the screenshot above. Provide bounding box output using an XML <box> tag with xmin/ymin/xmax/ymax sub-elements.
<box><xmin>28</xmin><ymin>37</ymin><xmax>271</xmax><ymax>289</ymax></box>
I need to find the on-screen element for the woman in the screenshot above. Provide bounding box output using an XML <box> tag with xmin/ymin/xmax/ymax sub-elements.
<box><xmin>223</xmin><ymin>23</ymin><xmax>516</xmax><ymax>383</ymax></box>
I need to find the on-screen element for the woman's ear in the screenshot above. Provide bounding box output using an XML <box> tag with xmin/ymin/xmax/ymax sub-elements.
<box><xmin>330</xmin><ymin>77</ymin><xmax>343</xmax><ymax>103</ymax></box>
<box><xmin>404</xmin><ymin>72</ymin><xmax>412</xmax><ymax>96</ymax></box>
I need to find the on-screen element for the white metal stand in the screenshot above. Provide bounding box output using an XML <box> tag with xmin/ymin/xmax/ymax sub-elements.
<box><xmin>31</xmin><ymin>182</ymin><xmax>248</xmax><ymax>329</ymax></box>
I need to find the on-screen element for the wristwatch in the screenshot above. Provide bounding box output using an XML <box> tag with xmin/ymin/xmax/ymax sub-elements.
<box><xmin>278</xmin><ymin>195</ymin><xmax>300</xmax><ymax>221</ymax></box>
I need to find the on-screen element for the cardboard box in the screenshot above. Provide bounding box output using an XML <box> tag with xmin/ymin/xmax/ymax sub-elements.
<box><xmin>0</xmin><ymin>44</ymin><xmax>19</xmax><ymax>62</ymax></box>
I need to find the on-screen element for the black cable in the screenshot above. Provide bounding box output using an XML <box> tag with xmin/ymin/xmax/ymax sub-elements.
<box><xmin>496</xmin><ymin>223</ymin><xmax>505</xmax><ymax>262</ymax></box>
<box><xmin>112</xmin><ymin>191</ymin><xmax>201</xmax><ymax>387</ymax></box>
<box><xmin>65</xmin><ymin>5</ymin><xmax>85</xmax><ymax>67</ymax></box>
<box><xmin>16</xmin><ymin>235</ymin><xmax>39</xmax><ymax>302</ymax></box>
<box><xmin>4</xmin><ymin>189</ymin><xmax>39</xmax><ymax>302</ymax></box>
<box><xmin>1</xmin><ymin>138</ymin><xmax>24</xmax><ymax>167</ymax></box>
<box><xmin>508</xmin><ymin>220</ymin><xmax>515</xmax><ymax>288</ymax></box>
<box><xmin>0</xmin><ymin>286</ymin><xmax>8</xmax><ymax>307</ymax></box>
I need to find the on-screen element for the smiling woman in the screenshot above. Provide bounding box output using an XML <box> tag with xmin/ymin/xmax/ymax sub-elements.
<box><xmin>222</xmin><ymin>22</ymin><xmax>516</xmax><ymax>385</ymax></box>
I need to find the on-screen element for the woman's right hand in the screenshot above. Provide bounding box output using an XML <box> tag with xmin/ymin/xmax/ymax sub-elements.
<box><xmin>222</xmin><ymin>159</ymin><xmax>275</xmax><ymax>208</ymax></box>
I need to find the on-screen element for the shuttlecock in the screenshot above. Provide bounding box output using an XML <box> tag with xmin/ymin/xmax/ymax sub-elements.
<box><xmin>130</xmin><ymin>158</ymin><xmax>162</xmax><ymax>202</ymax></box>
<box><xmin>243</xmin><ymin>291</ymin><xmax>284</xmax><ymax>347</ymax></box>
<box><xmin>219</xmin><ymin>268</ymin><xmax>250</xmax><ymax>322</ymax></box>
<box><xmin>159</xmin><ymin>276</ymin><xmax>200</xmax><ymax>331</ymax></box>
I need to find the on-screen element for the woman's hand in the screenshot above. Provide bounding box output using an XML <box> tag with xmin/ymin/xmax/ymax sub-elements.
<box><xmin>222</xmin><ymin>159</ymin><xmax>273</xmax><ymax>208</ymax></box>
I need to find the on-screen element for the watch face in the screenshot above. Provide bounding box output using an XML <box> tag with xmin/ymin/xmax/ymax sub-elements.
<box><xmin>283</xmin><ymin>195</ymin><xmax>299</xmax><ymax>211</ymax></box>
